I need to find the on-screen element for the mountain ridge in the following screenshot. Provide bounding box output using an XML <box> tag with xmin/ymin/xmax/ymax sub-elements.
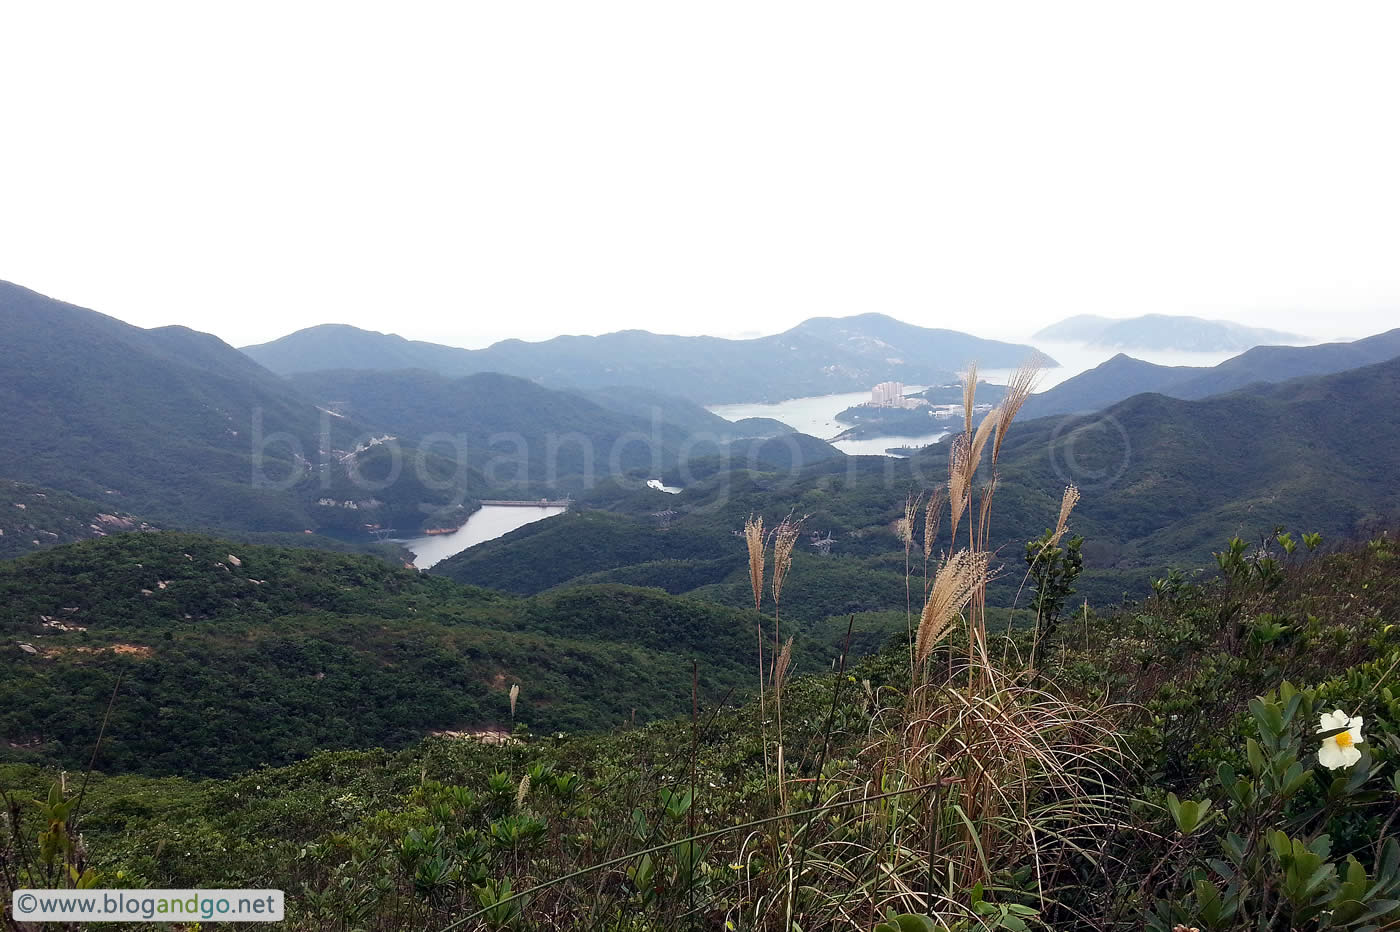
<box><xmin>241</xmin><ymin>314</ymin><xmax>1055</xmax><ymax>404</ymax></box>
<box><xmin>0</xmin><ymin>281</ymin><xmax>485</xmax><ymax>537</ymax></box>
<box><xmin>1019</xmin><ymin>327</ymin><xmax>1400</xmax><ymax>419</ymax></box>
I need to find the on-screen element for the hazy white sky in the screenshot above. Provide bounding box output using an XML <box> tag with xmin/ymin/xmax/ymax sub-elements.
<box><xmin>3</xmin><ymin>3</ymin><xmax>1398</xmax><ymax>349</ymax></box>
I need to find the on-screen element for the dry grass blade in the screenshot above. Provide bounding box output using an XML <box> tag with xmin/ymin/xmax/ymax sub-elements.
<box><xmin>966</xmin><ymin>408</ymin><xmax>1000</xmax><ymax>486</ymax></box>
<box><xmin>992</xmin><ymin>354</ymin><xmax>1046</xmax><ymax>464</ymax></box>
<box><xmin>902</xmin><ymin>492</ymin><xmax>921</xmax><ymax>553</ymax></box>
<box><xmin>923</xmin><ymin>488</ymin><xmax>944</xmax><ymax>560</ymax></box>
<box><xmin>915</xmin><ymin>550</ymin><xmax>988</xmax><ymax>665</ymax></box>
<box><xmin>904</xmin><ymin>666</ymin><xmax>1127</xmax><ymax>811</ymax></box>
<box><xmin>744</xmin><ymin>514</ymin><xmax>766</xmax><ymax>612</ymax></box>
<box><xmin>962</xmin><ymin>362</ymin><xmax>979</xmax><ymax>435</ymax></box>
<box><xmin>771</xmin><ymin>517</ymin><xmax>802</xmax><ymax>604</ymax></box>
<box><xmin>1051</xmin><ymin>484</ymin><xmax>1080</xmax><ymax>546</ymax></box>
<box><xmin>977</xmin><ymin>475</ymin><xmax>998</xmax><ymax>542</ymax></box>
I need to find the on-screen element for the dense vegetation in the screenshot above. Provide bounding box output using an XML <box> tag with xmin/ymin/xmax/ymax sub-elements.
<box><xmin>0</xmin><ymin>480</ymin><xmax>155</xmax><ymax>560</ymax></box>
<box><xmin>288</xmin><ymin>369</ymin><xmax>702</xmax><ymax>481</ymax></box>
<box><xmin>6</xmin><ymin>514</ymin><xmax>1397</xmax><ymax>929</ymax></box>
<box><xmin>579</xmin><ymin>386</ymin><xmax>792</xmax><ymax>439</ymax></box>
<box><xmin>984</xmin><ymin>355</ymin><xmax>1400</xmax><ymax>568</ymax></box>
<box><xmin>0</xmin><ymin>532</ymin><xmax>815</xmax><ymax>778</ymax></box>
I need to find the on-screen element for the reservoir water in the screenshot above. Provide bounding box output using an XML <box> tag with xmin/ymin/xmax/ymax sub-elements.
<box><xmin>706</xmin><ymin>342</ymin><xmax>1246</xmax><ymax>457</ymax></box>
<box><xmin>708</xmin><ymin>387</ymin><xmax>943</xmax><ymax>457</ymax></box>
<box><xmin>399</xmin><ymin>503</ymin><xmax>567</xmax><ymax>569</ymax></box>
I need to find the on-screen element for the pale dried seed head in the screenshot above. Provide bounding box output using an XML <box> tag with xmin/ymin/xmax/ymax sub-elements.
<box><xmin>516</xmin><ymin>773</ymin><xmax>531</xmax><ymax>809</ymax></box>
<box><xmin>915</xmin><ymin>549</ymin><xmax>989</xmax><ymax>665</ymax></box>
<box><xmin>771</xmin><ymin>517</ymin><xmax>802</xmax><ymax>603</ymax></box>
<box><xmin>1051</xmin><ymin>484</ymin><xmax>1080</xmax><ymax>545</ymax></box>
<box><xmin>948</xmin><ymin>435</ymin><xmax>971</xmax><ymax>540</ymax></box>
<box><xmin>895</xmin><ymin>517</ymin><xmax>912</xmax><ymax>546</ymax></box>
<box><xmin>744</xmin><ymin>514</ymin><xmax>765</xmax><ymax>612</ymax></box>
<box><xmin>903</xmin><ymin>492</ymin><xmax>921</xmax><ymax>554</ymax></box>
<box><xmin>993</xmin><ymin>353</ymin><xmax>1047</xmax><ymax>464</ymax></box>
<box><xmin>509</xmin><ymin>683</ymin><xmax>519</xmax><ymax>718</ymax></box>
<box><xmin>774</xmin><ymin>636</ymin><xmax>794</xmax><ymax>687</ymax></box>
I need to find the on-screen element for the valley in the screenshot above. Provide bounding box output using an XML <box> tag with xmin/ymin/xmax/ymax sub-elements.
<box><xmin>3</xmin><ymin>280</ymin><xmax>1400</xmax><ymax>931</ymax></box>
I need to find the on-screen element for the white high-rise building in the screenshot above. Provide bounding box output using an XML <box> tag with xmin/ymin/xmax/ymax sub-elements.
<box><xmin>871</xmin><ymin>381</ymin><xmax>905</xmax><ymax>406</ymax></box>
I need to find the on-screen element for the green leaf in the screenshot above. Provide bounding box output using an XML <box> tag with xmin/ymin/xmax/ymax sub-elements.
<box><xmin>875</xmin><ymin>916</ymin><xmax>935</xmax><ymax>932</ymax></box>
<box><xmin>1246</xmin><ymin>738</ymin><xmax>1264</xmax><ymax>777</ymax></box>
<box><xmin>1166</xmin><ymin>794</ymin><xmax>1214</xmax><ymax>834</ymax></box>
<box><xmin>1356</xmin><ymin>900</ymin><xmax>1400</xmax><ymax>923</ymax></box>
<box><xmin>1282</xmin><ymin>763</ymin><xmax>1314</xmax><ymax>798</ymax></box>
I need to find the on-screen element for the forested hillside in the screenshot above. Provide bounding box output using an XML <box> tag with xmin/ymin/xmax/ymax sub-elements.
<box><xmin>0</xmin><ymin>480</ymin><xmax>155</xmax><ymax>560</ymax></box>
<box><xmin>0</xmin><ymin>283</ymin><xmax>475</xmax><ymax>536</ymax></box>
<box><xmin>9</xmin><ymin>527</ymin><xmax>1398</xmax><ymax>930</ymax></box>
<box><xmin>0</xmin><ymin>532</ymin><xmax>824</xmax><ymax>777</ymax></box>
<box><xmin>987</xmin><ymin>354</ymin><xmax>1400</xmax><ymax>566</ymax></box>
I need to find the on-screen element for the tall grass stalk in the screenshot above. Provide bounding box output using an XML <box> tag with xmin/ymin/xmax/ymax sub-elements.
<box><xmin>771</xmin><ymin>515</ymin><xmax>802</xmax><ymax>810</ymax></box>
<box><xmin>744</xmin><ymin>514</ymin><xmax>772</xmax><ymax>794</ymax></box>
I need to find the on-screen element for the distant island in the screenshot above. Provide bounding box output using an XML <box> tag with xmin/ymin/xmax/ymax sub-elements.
<box><xmin>831</xmin><ymin>380</ymin><xmax>1005</xmax><ymax>439</ymax></box>
<box><xmin>1034</xmin><ymin>313</ymin><xmax>1304</xmax><ymax>352</ymax></box>
<box><xmin>915</xmin><ymin>381</ymin><xmax>1010</xmax><ymax>406</ymax></box>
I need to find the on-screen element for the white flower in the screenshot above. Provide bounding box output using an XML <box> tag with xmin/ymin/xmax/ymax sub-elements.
<box><xmin>1317</xmin><ymin>709</ymin><xmax>1364</xmax><ymax>770</ymax></box>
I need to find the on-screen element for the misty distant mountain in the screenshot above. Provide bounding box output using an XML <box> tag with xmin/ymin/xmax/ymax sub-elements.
<box><xmin>1034</xmin><ymin>314</ymin><xmax>1304</xmax><ymax>351</ymax></box>
<box><xmin>1019</xmin><ymin>328</ymin><xmax>1400</xmax><ymax>420</ymax></box>
<box><xmin>241</xmin><ymin>314</ymin><xmax>1053</xmax><ymax>404</ymax></box>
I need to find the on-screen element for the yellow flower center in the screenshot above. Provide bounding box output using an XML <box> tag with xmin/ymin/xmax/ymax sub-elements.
<box><xmin>1335</xmin><ymin>730</ymin><xmax>1355</xmax><ymax>749</ymax></box>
